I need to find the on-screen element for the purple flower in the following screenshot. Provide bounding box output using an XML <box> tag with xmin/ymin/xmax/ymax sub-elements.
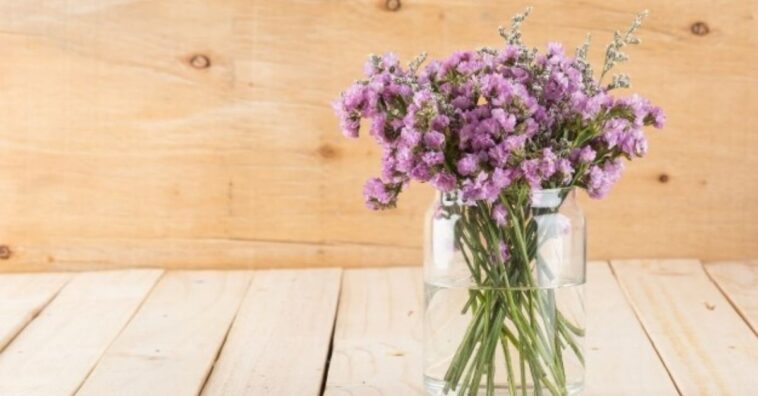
<box><xmin>602</xmin><ymin>119</ymin><xmax>627</xmax><ymax>149</ymax></box>
<box><xmin>498</xmin><ymin>241</ymin><xmax>511</xmax><ymax>262</ymax></box>
<box><xmin>456</xmin><ymin>154</ymin><xmax>479</xmax><ymax>176</ymax></box>
<box><xmin>539</xmin><ymin>148</ymin><xmax>558</xmax><ymax>179</ymax></box>
<box><xmin>618</xmin><ymin>129</ymin><xmax>647</xmax><ymax>157</ymax></box>
<box><xmin>574</xmin><ymin>146</ymin><xmax>596</xmax><ymax>163</ymax></box>
<box><xmin>432</xmin><ymin>171</ymin><xmax>457</xmax><ymax>192</ymax></box>
<box><xmin>546</xmin><ymin>42</ymin><xmax>565</xmax><ymax>59</ymax></box>
<box><xmin>333</xmin><ymin>84</ymin><xmax>369</xmax><ymax>138</ymax></box>
<box><xmin>471</xmin><ymin>134</ymin><xmax>496</xmax><ymax>151</ymax></box>
<box><xmin>491</xmin><ymin>167</ymin><xmax>514</xmax><ymax>189</ymax></box>
<box><xmin>369</xmin><ymin>113</ymin><xmax>388</xmax><ymax>142</ymax></box>
<box><xmin>421</xmin><ymin>60</ymin><xmax>441</xmax><ymax>82</ymax></box>
<box><xmin>424</xmin><ymin>131</ymin><xmax>446</xmax><ymax>149</ymax></box>
<box><xmin>363</xmin><ymin>178</ymin><xmax>399</xmax><ymax>209</ymax></box>
<box><xmin>520</xmin><ymin>159</ymin><xmax>541</xmax><ymax>188</ymax></box>
<box><xmin>363</xmin><ymin>52</ymin><xmax>401</xmax><ymax>77</ymax></box>
<box><xmin>633</xmin><ymin>130</ymin><xmax>648</xmax><ymax>156</ymax></box>
<box><xmin>557</xmin><ymin>158</ymin><xmax>574</xmax><ymax>183</ymax></box>
<box><xmin>400</xmin><ymin>127</ymin><xmax>422</xmax><ymax>146</ymax></box>
<box><xmin>410</xmin><ymin>163</ymin><xmax>432</xmax><ymax>181</ymax></box>
<box><xmin>337</xmin><ymin>115</ymin><xmax>360</xmax><ymax>138</ymax></box>
<box><xmin>421</xmin><ymin>151</ymin><xmax>445</xmax><ymax>166</ymax></box>
<box><xmin>461</xmin><ymin>175</ymin><xmax>485</xmax><ymax>202</ymax></box>
<box><xmin>491</xmin><ymin>108</ymin><xmax>517</xmax><ymax>133</ymax></box>
<box><xmin>646</xmin><ymin>106</ymin><xmax>666</xmax><ymax>128</ymax></box>
<box><xmin>488</xmin><ymin>143</ymin><xmax>510</xmax><ymax>168</ymax></box>
<box><xmin>432</xmin><ymin>114</ymin><xmax>450</xmax><ymax>130</ymax></box>
<box><xmin>492</xmin><ymin>203</ymin><xmax>508</xmax><ymax>226</ymax></box>
<box><xmin>336</xmin><ymin>32</ymin><xmax>663</xmax><ymax>209</ymax></box>
<box><xmin>394</xmin><ymin>146</ymin><xmax>415</xmax><ymax>172</ymax></box>
<box><xmin>413</xmin><ymin>89</ymin><xmax>434</xmax><ymax>107</ymax></box>
<box><xmin>503</xmin><ymin>134</ymin><xmax>527</xmax><ymax>151</ymax></box>
<box><xmin>586</xmin><ymin>166</ymin><xmax>605</xmax><ymax>198</ymax></box>
<box><xmin>586</xmin><ymin>160</ymin><xmax>625</xmax><ymax>199</ymax></box>
<box><xmin>584</xmin><ymin>92</ymin><xmax>609</xmax><ymax>119</ymax></box>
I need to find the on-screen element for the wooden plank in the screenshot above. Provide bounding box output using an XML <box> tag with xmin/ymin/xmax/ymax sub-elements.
<box><xmin>0</xmin><ymin>273</ymin><xmax>70</xmax><ymax>351</ymax></box>
<box><xmin>584</xmin><ymin>261</ymin><xmax>677</xmax><ymax>395</ymax></box>
<box><xmin>201</xmin><ymin>268</ymin><xmax>341</xmax><ymax>396</ymax></box>
<box><xmin>0</xmin><ymin>238</ymin><xmax>420</xmax><ymax>272</ymax></box>
<box><xmin>77</xmin><ymin>270</ymin><xmax>252</xmax><ymax>396</ymax></box>
<box><xmin>611</xmin><ymin>259</ymin><xmax>758</xmax><ymax>395</ymax></box>
<box><xmin>0</xmin><ymin>1</ymin><xmax>756</xmax><ymax>270</ymax></box>
<box><xmin>704</xmin><ymin>260</ymin><xmax>758</xmax><ymax>334</ymax></box>
<box><xmin>324</xmin><ymin>267</ymin><xmax>424</xmax><ymax>395</ymax></box>
<box><xmin>0</xmin><ymin>269</ymin><xmax>162</xmax><ymax>396</ymax></box>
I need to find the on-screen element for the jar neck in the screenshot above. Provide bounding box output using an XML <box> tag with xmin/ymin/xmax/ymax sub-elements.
<box><xmin>438</xmin><ymin>187</ymin><xmax>576</xmax><ymax>210</ymax></box>
<box><xmin>439</xmin><ymin>191</ymin><xmax>464</xmax><ymax>207</ymax></box>
<box><xmin>531</xmin><ymin>188</ymin><xmax>575</xmax><ymax>209</ymax></box>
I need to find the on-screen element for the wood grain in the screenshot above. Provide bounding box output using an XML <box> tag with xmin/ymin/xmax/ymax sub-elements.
<box><xmin>704</xmin><ymin>260</ymin><xmax>758</xmax><ymax>334</ymax></box>
<box><xmin>201</xmin><ymin>268</ymin><xmax>342</xmax><ymax>396</ymax></box>
<box><xmin>0</xmin><ymin>270</ymin><xmax>162</xmax><ymax>396</ymax></box>
<box><xmin>0</xmin><ymin>238</ymin><xmax>420</xmax><ymax>272</ymax></box>
<box><xmin>324</xmin><ymin>267</ymin><xmax>424</xmax><ymax>395</ymax></box>
<box><xmin>77</xmin><ymin>270</ymin><xmax>252</xmax><ymax>396</ymax></box>
<box><xmin>612</xmin><ymin>259</ymin><xmax>758</xmax><ymax>395</ymax></box>
<box><xmin>584</xmin><ymin>261</ymin><xmax>677</xmax><ymax>395</ymax></box>
<box><xmin>0</xmin><ymin>1</ymin><xmax>756</xmax><ymax>270</ymax></box>
<box><xmin>0</xmin><ymin>273</ymin><xmax>70</xmax><ymax>351</ymax></box>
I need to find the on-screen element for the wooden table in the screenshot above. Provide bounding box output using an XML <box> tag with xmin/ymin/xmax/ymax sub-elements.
<box><xmin>0</xmin><ymin>260</ymin><xmax>755</xmax><ymax>395</ymax></box>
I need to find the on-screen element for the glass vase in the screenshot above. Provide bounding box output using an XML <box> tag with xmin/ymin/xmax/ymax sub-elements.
<box><xmin>423</xmin><ymin>188</ymin><xmax>586</xmax><ymax>396</ymax></box>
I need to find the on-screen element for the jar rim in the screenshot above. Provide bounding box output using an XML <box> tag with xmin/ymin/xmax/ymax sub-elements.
<box><xmin>531</xmin><ymin>187</ymin><xmax>575</xmax><ymax>208</ymax></box>
<box><xmin>438</xmin><ymin>186</ymin><xmax>576</xmax><ymax>208</ymax></box>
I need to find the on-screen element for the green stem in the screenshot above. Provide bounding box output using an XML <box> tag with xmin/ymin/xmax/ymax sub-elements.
<box><xmin>439</xmin><ymin>194</ymin><xmax>583</xmax><ymax>395</ymax></box>
<box><xmin>501</xmin><ymin>334</ymin><xmax>517</xmax><ymax>396</ymax></box>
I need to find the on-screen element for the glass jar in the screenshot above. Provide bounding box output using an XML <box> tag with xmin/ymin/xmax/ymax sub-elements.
<box><xmin>423</xmin><ymin>188</ymin><xmax>586</xmax><ymax>395</ymax></box>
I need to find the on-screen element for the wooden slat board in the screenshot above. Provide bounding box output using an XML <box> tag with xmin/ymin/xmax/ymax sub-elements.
<box><xmin>201</xmin><ymin>268</ymin><xmax>342</xmax><ymax>396</ymax></box>
<box><xmin>0</xmin><ymin>263</ymin><xmax>754</xmax><ymax>394</ymax></box>
<box><xmin>0</xmin><ymin>1</ymin><xmax>756</xmax><ymax>271</ymax></box>
<box><xmin>5</xmin><ymin>239</ymin><xmax>420</xmax><ymax>272</ymax></box>
<box><xmin>0</xmin><ymin>269</ymin><xmax>162</xmax><ymax>396</ymax></box>
<box><xmin>612</xmin><ymin>259</ymin><xmax>758</xmax><ymax>395</ymax></box>
<box><xmin>584</xmin><ymin>262</ymin><xmax>677</xmax><ymax>395</ymax></box>
<box><xmin>704</xmin><ymin>261</ymin><xmax>758</xmax><ymax>334</ymax></box>
<box><xmin>0</xmin><ymin>273</ymin><xmax>70</xmax><ymax>351</ymax></box>
<box><xmin>324</xmin><ymin>267</ymin><xmax>424</xmax><ymax>395</ymax></box>
<box><xmin>78</xmin><ymin>271</ymin><xmax>252</xmax><ymax>396</ymax></box>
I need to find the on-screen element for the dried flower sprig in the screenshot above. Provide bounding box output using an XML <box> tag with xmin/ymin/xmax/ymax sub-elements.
<box><xmin>498</xmin><ymin>6</ymin><xmax>533</xmax><ymax>45</ymax></box>
<box><xmin>600</xmin><ymin>9</ymin><xmax>649</xmax><ymax>85</ymax></box>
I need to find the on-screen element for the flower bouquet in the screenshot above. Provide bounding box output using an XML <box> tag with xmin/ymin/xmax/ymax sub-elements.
<box><xmin>334</xmin><ymin>8</ymin><xmax>663</xmax><ymax>396</ymax></box>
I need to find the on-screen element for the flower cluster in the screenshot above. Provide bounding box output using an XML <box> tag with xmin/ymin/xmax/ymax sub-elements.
<box><xmin>333</xmin><ymin>9</ymin><xmax>664</xmax><ymax>210</ymax></box>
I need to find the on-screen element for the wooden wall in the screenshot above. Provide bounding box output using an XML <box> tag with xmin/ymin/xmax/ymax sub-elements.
<box><xmin>0</xmin><ymin>0</ymin><xmax>755</xmax><ymax>271</ymax></box>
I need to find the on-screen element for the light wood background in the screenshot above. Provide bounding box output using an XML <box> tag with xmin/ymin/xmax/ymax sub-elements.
<box><xmin>0</xmin><ymin>1</ymin><xmax>755</xmax><ymax>271</ymax></box>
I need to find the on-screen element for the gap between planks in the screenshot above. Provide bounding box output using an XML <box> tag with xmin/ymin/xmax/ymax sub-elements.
<box><xmin>703</xmin><ymin>260</ymin><xmax>757</xmax><ymax>335</ymax></box>
<box><xmin>0</xmin><ymin>268</ymin><xmax>344</xmax><ymax>396</ymax></box>
<box><xmin>0</xmin><ymin>272</ymin><xmax>71</xmax><ymax>353</ymax></box>
<box><xmin>587</xmin><ymin>262</ymin><xmax>678</xmax><ymax>395</ymax></box>
<box><xmin>1</xmin><ymin>262</ymin><xmax>756</xmax><ymax>395</ymax></box>
<box><xmin>77</xmin><ymin>270</ymin><xmax>254</xmax><ymax>396</ymax></box>
<box><xmin>201</xmin><ymin>268</ymin><xmax>342</xmax><ymax>396</ymax></box>
<box><xmin>324</xmin><ymin>263</ymin><xmax>683</xmax><ymax>395</ymax></box>
<box><xmin>612</xmin><ymin>259</ymin><xmax>758</xmax><ymax>395</ymax></box>
<box><xmin>0</xmin><ymin>269</ymin><xmax>164</xmax><ymax>396</ymax></box>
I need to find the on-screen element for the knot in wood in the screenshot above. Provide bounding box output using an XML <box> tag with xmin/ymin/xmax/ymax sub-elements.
<box><xmin>385</xmin><ymin>0</ymin><xmax>401</xmax><ymax>12</ymax></box>
<box><xmin>0</xmin><ymin>245</ymin><xmax>11</xmax><ymax>260</ymax></box>
<box><xmin>690</xmin><ymin>21</ymin><xmax>709</xmax><ymax>36</ymax></box>
<box><xmin>189</xmin><ymin>54</ymin><xmax>211</xmax><ymax>69</ymax></box>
